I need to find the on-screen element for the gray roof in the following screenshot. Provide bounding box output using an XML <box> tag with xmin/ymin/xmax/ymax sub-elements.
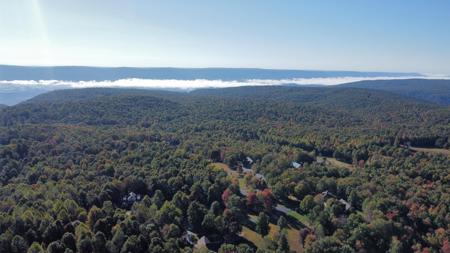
<box><xmin>339</xmin><ymin>199</ymin><xmax>352</xmax><ymax>210</ymax></box>
<box><xmin>292</xmin><ymin>162</ymin><xmax>301</xmax><ymax>168</ymax></box>
<box><xmin>255</xmin><ymin>173</ymin><xmax>266</xmax><ymax>181</ymax></box>
<box><xmin>242</xmin><ymin>167</ymin><xmax>253</xmax><ymax>173</ymax></box>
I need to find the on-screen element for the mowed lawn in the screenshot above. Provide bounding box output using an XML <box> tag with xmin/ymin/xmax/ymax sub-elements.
<box><xmin>286</xmin><ymin>209</ymin><xmax>311</xmax><ymax>228</ymax></box>
<box><xmin>209</xmin><ymin>162</ymin><xmax>236</xmax><ymax>175</ymax></box>
<box><xmin>241</xmin><ymin>223</ymin><xmax>302</xmax><ymax>252</ymax></box>
<box><xmin>320</xmin><ymin>156</ymin><xmax>355</xmax><ymax>170</ymax></box>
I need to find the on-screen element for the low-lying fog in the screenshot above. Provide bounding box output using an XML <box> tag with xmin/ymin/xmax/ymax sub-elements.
<box><xmin>1</xmin><ymin>76</ymin><xmax>449</xmax><ymax>106</ymax></box>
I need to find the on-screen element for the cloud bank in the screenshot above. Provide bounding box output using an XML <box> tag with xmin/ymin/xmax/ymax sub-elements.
<box><xmin>0</xmin><ymin>76</ymin><xmax>449</xmax><ymax>90</ymax></box>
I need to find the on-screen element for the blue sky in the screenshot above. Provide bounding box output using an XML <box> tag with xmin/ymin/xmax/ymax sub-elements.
<box><xmin>1</xmin><ymin>0</ymin><xmax>450</xmax><ymax>74</ymax></box>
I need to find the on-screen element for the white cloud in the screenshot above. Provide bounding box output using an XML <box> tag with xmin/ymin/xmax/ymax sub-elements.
<box><xmin>0</xmin><ymin>76</ymin><xmax>449</xmax><ymax>90</ymax></box>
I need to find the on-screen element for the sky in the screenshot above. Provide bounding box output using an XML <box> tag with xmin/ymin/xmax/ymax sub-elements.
<box><xmin>1</xmin><ymin>0</ymin><xmax>450</xmax><ymax>75</ymax></box>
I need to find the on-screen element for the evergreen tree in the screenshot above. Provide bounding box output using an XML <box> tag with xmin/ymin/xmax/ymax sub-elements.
<box><xmin>256</xmin><ymin>212</ymin><xmax>270</xmax><ymax>237</ymax></box>
<box><xmin>61</xmin><ymin>232</ymin><xmax>77</xmax><ymax>252</ymax></box>
<box><xmin>389</xmin><ymin>236</ymin><xmax>403</xmax><ymax>253</ymax></box>
<box><xmin>77</xmin><ymin>237</ymin><xmax>93</xmax><ymax>253</ymax></box>
<box><xmin>277</xmin><ymin>216</ymin><xmax>288</xmax><ymax>231</ymax></box>
<box><xmin>47</xmin><ymin>241</ymin><xmax>65</xmax><ymax>253</ymax></box>
<box><xmin>152</xmin><ymin>190</ymin><xmax>165</xmax><ymax>208</ymax></box>
<box><xmin>11</xmin><ymin>235</ymin><xmax>28</xmax><ymax>253</ymax></box>
<box><xmin>276</xmin><ymin>233</ymin><xmax>289</xmax><ymax>253</ymax></box>
<box><xmin>187</xmin><ymin>201</ymin><xmax>206</xmax><ymax>231</ymax></box>
<box><xmin>93</xmin><ymin>232</ymin><xmax>107</xmax><ymax>253</ymax></box>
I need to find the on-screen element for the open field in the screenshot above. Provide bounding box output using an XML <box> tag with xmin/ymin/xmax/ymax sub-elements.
<box><xmin>286</xmin><ymin>209</ymin><xmax>311</xmax><ymax>228</ymax></box>
<box><xmin>241</xmin><ymin>224</ymin><xmax>302</xmax><ymax>252</ymax></box>
<box><xmin>210</xmin><ymin>162</ymin><xmax>236</xmax><ymax>175</ymax></box>
<box><xmin>241</xmin><ymin>226</ymin><xmax>268</xmax><ymax>249</ymax></box>
<box><xmin>319</xmin><ymin>156</ymin><xmax>355</xmax><ymax>170</ymax></box>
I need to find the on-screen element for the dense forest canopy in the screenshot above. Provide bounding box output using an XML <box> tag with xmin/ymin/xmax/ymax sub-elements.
<box><xmin>0</xmin><ymin>86</ymin><xmax>449</xmax><ymax>253</ymax></box>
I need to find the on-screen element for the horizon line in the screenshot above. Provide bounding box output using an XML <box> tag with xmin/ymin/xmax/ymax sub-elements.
<box><xmin>0</xmin><ymin>64</ymin><xmax>424</xmax><ymax>75</ymax></box>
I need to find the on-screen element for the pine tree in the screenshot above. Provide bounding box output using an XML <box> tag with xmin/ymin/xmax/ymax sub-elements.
<box><xmin>277</xmin><ymin>216</ymin><xmax>288</xmax><ymax>231</ymax></box>
<box><xmin>256</xmin><ymin>212</ymin><xmax>270</xmax><ymax>237</ymax></box>
<box><xmin>276</xmin><ymin>232</ymin><xmax>289</xmax><ymax>253</ymax></box>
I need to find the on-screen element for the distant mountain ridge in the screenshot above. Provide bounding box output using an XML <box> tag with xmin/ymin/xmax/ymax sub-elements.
<box><xmin>340</xmin><ymin>79</ymin><xmax>450</xmax><ymax>105</ymax></box>
<box><xmin>0</xmin><ymin>65</ymin><xmax>421</xmax><ymax>81</ymax></box>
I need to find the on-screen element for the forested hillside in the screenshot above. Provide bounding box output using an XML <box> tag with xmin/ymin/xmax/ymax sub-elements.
<box><xmin>0</xmin><ymin>87</ymin><xmax>448</xmax><ymax>253</ymax></box>
<box><xmin>340</xmin><ymin>79</ymin><xmax>450</xmax><ymax>105</ymax></box>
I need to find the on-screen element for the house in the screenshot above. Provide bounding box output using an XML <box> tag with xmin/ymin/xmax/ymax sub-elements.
<box><xmin>242</xmin><ymin>167</ymin><xmax>253</xmax><ymax>174</ymax></box>
<box><xmin>320</xmin><ymin>191</ymin><xmax>352</xmax><ymax>211</ymax></box>
<box><xmin>255</xmin><ymin>173</ymin><xmax>266</xmax><ymax>181</ymax></box>
<box><xmin>122</xmin><ymin>192</ymin><xmax>142</xmax><ymax>207</ymax></box>
<box><xmin>292</xmin><ymin>161</ymin><xmax>302</xmax><ymax>169</ymax></box>
<box><xmin>321</xmin><ymin>190</ymin><xmax>336</xmax><ymax>198</ymax></box>
<box><xmin>338</xmin><ymin>199</ymin><xmax>352</xmax><ymax>211</ymax></box>
<box><xmin>241</xmin><ymin>157</ymin><xmax>254</xmax><ymax>169</ymax></box>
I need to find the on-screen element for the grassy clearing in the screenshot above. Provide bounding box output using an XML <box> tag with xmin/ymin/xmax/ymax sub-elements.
<box><xmin>286</xmin><ymin>228</ymin><xmax>302</xmax><ymax>252</ymax></box>
<box><xmin>247</xmin><ymin>214</ymin><xmax>302</xmax><ymax>252</ymax></box>
<box><xmin>286</xmin><ymin>209</ymin><xmax>311</xmax><ymax>228</ymax></box>
<box><xmin>241</xmin><ymin>226</ymin><xmax>268</xmax><ymax>249</ymax></box>
<box><xmin>210</xmin><ymin>162</ymin><xmax>235</xmax><ymax>174</ymax></box>
<box><xmin>239</xmin><ymin>178</ymin><xmax>247</xmax><ymax>190</ymax></box>
<box><xmin>268</xmin><ymin>224</ymin><xmax>302</xmax><ymax>252</ymax></box>
<box><xmin>241</xmin><ymin>224</ymin><xmax>302</xmax><ymax>253</ymax></box>
<box><xmin>324</xmin><ymin>157</ymin><xmax>355</xmax><ymax>170</ymax></box>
